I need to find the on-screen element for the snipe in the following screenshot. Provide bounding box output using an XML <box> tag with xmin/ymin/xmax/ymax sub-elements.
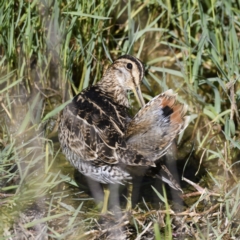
<box><xmin>58</xmin><ymin>55</ymin><xmax>189</xmax><ymax>213</ymax></box>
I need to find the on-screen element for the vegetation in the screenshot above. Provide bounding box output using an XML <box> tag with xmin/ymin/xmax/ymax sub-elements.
<box><xmin>0</xmin><ymin>0</ymin><xmax>239</xmax><ymax>239</ymax></box>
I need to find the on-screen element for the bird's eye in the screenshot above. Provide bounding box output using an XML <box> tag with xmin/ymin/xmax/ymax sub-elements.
<box><xmin>127</xmin><ymin>63</ymin><xmax>132</xmax><ymax>69</ymax></box>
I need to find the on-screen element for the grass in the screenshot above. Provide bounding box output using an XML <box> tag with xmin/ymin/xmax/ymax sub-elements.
<box><xmin>0</xmin><ymin>0</ymin><xmax>240</xmax><ymax>239</ymax></box>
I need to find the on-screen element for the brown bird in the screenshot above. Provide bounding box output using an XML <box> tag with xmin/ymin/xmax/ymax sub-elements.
<box><xmin>58</xmin><ymin>55</ymin><xmax>189</xmax><ymax>213</ymax></box>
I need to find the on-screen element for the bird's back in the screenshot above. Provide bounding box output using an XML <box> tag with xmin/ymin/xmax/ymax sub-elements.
<box><xmin>59</xmin><ymin>85</ymin><xmax>127</xmax><ymax>164</ymax></box>
<box><xmin>58</xmin><ymin>85</ymin><xmax>155</xmax><ymax>184</ymax></box>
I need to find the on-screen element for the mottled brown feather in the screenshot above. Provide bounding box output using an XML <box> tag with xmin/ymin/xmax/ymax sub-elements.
<box><xmin>58</xmin><ymin>56</ymin><xmax>189</xmax><ymax>191</ymax></box>
<box><xmin>125</xmin><ymin>89</ymin><xmax>189</xmax><ymax>161</ymax></box>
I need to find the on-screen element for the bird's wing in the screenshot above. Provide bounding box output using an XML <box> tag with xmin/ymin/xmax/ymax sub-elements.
<box><xmin>61</xmin><ymin>88</ymin><xmax>127</xmax><ymax>164</ymax></box>
<box><xmin>126</xmin><ymin>89</ymin><xmax>190</xmax><ymax>160</ymax></box>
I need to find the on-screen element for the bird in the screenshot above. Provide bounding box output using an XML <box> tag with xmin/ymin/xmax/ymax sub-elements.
<box><xmin>58</xmin><ymin>55</ymin><xmax>189</xmax><ymax>213</ymax></box>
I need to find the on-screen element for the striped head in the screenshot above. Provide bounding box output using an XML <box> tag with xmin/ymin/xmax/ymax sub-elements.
<box><xmin>99</xmin><ymin>55</ymin><xmax>145</xmax><ymax>107</ymax></box>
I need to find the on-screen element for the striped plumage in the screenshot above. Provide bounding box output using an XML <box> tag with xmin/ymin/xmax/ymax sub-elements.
<box><xmin>125</xmin><ymin>89</ymin><xmax>189</xmax><ymax>190</ymax></box>
<box><xmin>126</xmin><ymin>89</ymin><xmax>189</xmax><ymax>161</ymax></box>
<box><xmin>59</xmin><ymin>85</ymin><xmax>153</xmax><ymax>185</ymax></box>
<box><xmin>58</xmin><ymin>55</ymin><xmax>189</xmax><ymax>213</ymax></box>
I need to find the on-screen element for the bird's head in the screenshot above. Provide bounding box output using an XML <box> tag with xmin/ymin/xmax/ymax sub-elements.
<box><xmin>102</xmin><ymin>55</ymin><xmax>145</xmax><ymax>107</ymax></box>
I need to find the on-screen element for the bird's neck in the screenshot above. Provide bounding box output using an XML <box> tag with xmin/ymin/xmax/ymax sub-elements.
<box><xmin>96</xmin><ymin>75</ymin><xmax>129</xmax><ymax>108</ymax></box>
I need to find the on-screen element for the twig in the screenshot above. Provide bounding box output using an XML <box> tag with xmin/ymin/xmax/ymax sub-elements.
<box><xmin>1</xmin><ymin>102</ymin><xmax>16</xmax><ymax>124</ymax></box>
<box><xmin>135</xmin><ymin>222</ymin><xmax>152</xmax><ymax>240</ymax></box>
<box><xmin>195</xmin><ymin>148</ymin><xmax>206</xmax><ymax>176</ymax></box>
<box><xmin>182</xmin><ymin>177</ymin><xmax>220</xmax><ymax>197</ymax></box>
<box><xmin>200</xmin><ymin>203</ymin><xmax>220</xmax><ymax>216</ymax></box>
<box><xmin>0</xmin><ymin>193</ymin><xmax>15</xmax><ymax>199</ymax></box>
<box><xmin>182</xmin><ymin>177</ymin><xmax>205</xmax><ymax>193</ymax></box>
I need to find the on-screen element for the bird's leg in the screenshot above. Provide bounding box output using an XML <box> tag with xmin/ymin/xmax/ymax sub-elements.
<box><xmin>101</xmin><ymin>184</ymin><xmax>110</xmax><ymax>214</ymax></box>
<box><xmin>125</xmin><ymin>182</ymin><xmax>133</xmax><ymax>211</ymax></box>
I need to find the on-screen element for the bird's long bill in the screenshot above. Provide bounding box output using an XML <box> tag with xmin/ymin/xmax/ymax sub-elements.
<box><xmin>133</xmin><ymin>85</ymin><xmax>145</xmax><ymax>108</ymax></box>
